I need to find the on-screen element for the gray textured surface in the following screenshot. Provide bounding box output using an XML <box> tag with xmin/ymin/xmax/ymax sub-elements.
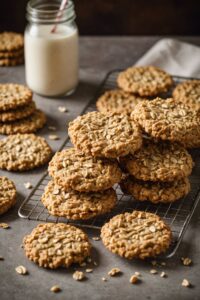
<box><xmin>0</xmin><ymin>36</ymin><xmax>200</xmax><ymax>300</ymax></box>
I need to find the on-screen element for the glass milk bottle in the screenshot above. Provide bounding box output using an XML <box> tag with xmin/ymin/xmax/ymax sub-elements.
<box><xmin>25</xmin><ymin>0</ymin><xmax>79</xmax><ymax>96</ymax></box>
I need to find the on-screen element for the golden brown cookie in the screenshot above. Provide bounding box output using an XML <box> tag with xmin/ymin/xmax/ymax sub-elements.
<box><xmin>101</xmin><ymin>211</ymin><xmax>172</xmax><ymax>259</ymax></box>
<box><xmin>0</xmin><ymin>109</ymin><xmax>46</xmax><ymax>135</ymax></box>
<box><xmin>117</xmin><ymin>66</ymin><xmax>173</xmax><ymax>96</ymax></box>
<box><xmin>41</xmin><ymin>180</ymin><xmax>117</xmax><ymax>220</ymax></box>
<box><xmin>96</xmin><ymin>89</ymin><xmax>146</xmax><ymax>115</ymax></box>
<box><xmin>68</xmin><ymin>111</ymin><xmax>142</xmax><ymax>158</ymax></box>
<box><xmin>23</xmin><ymin>223</ymin><xmax>91</xmax><ymax>269</ymax></box>
<box><xmin>0</xmin><ymin>56</ymin><xmax>24</xmax><ymax>67</ymax></box>
<box><xmin>0</xmin><ymin>83</ymin><xmax>32</xmax><ymax>111</ymax></box>
<box><xmin>48</xmin><ymin>148</ymin><xmax>122</xmax><ymax>192</ymax></box>
<box><xmin>120</xmin><ymin>176</ymin><xmax>190</xmax><ymax>204</ymax></box>
<box><xmin>173</xmin><ymin>80</ymin><xmax>200</xmax><ymax>109</ymax></box>
<box><xmin>132</xmin><ymin>97</ymin><xmax>200</xmax><ymax>147</ymax></box>
<box><xmin>0</xmin><ymin>48</ymin><xmax>24</xmax><ymax>58</ymax></box>
<box><xmin>0</xmin><ymin>176</ymin><xmax>16</xmax><ymax>215</ymax></box>
<box><xmin>120</xmin><ymin>140</ymin><xmax>193</xmax><ymax>182</ymax></box>
<box><xmin>0</xmin><ymin>32</ymin><xmax>24</xmax><ymax>52</ymax></box>
<box><xmin>0</xmin><ymin>134</ymin><xmax>52</xmax><ymax>171</ymax></box>
<box><xmin>0</xmin><ymin>101</ymin><xmax>36</xmax><ymax>122</ymax></box>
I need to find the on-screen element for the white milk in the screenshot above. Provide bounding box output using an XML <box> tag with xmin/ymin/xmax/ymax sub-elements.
<box><xmin>25</xmin><ymin>25</ymin><xmax>78</xmax><ymax>96</ymax></box>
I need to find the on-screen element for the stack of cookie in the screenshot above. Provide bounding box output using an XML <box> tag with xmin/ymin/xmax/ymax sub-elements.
<box><xmin>96</xmin><ymin>66</ymin><xmax>173</xmax><ymax>115</ymax></box>
<box><xmin>0</xmin><ymin>83</ymin><xmax>46</xmax><ymax>135</ymax></box>
<box><xmin>42</xmin><ymin>112</ymin><xmax>143</xmax><ymax>220</ymax></box>
<box><xmin>0</xmin><ymin>32</ymin><xmax>24</xmax><ymax>67</ymax></box>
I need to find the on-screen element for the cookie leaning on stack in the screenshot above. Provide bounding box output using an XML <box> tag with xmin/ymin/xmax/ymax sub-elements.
<box><xmin>0</xmin><ymin>176</ymin><xmax>16</xmax><ymax>215</ymax></box>
<box><xmin>0</xmin><ymin>32</ymin><xmax>24</xmax><ymax>67</ymax></box>
<box><xmin>0</xmin><ymin>84</ymin><xmax>46</xmax><ymax>134</ymax></box>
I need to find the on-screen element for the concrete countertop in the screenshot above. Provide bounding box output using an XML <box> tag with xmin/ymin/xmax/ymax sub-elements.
<box><xmin>0</xmin><ymin>36</ymin><xmax>200</xmax><ymax>300</ymax></box>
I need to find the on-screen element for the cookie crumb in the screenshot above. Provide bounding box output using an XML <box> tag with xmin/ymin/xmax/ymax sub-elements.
<box><xmin>24</xmin><ymin>182</ymin><xmax>32</xmax><ymax>189</ymax></box>
<box><xmin>80</xmin><ymin>262</ymin><xmax>87</xmax><ymax>267</ymax></box>
<box><xmin>48</xmin><ymin>126</ymin><xmax>56</xmax><ymax>131</ymax></box>
<box><xmin>50</xmin><ymin>285</ymin><xmax>61</xmax><ymax>293</ymax></box>
<box><xmin>93</xmin><ymin>261</ymin><xmax>98</xmax><ymax>266</ymax></box>
<box><xmin>160</xmin><ymin>272</ymin><xmax>167</xmax><ymax>278</ymax></box>
<box><xmin>48</xmin><ymin>135</ymin><xmax>60</xmax><ymax>140</ymax></box>
<box><xmin>182</xmin><ymin>279</ymin><xmax>191</xmax><ymax>287</ymax></box>
<box><xmin>58</xmin><ymin>106</ymin><xmax>68</xmax><ymax>113</ymax></box>
<box><xmin>15</xmin><ymin>265</ymin><xmax>27</xmax><ymax>275</ymax></box>
<box><xmin>85</xmin><ymin>268</ymin><xmax>93</xmax><ymax>273</ymax></box>
<box><xmin>73</xmin><ymin>271</ymin><xmax>85</xmax><ymax>281</ymax></box>
<box><xmin>108</xmin><ymin>268</ymin><xmax>121</xmax><ymax>276</ymax></box>
<box><xmin>129</xmin><ymin>275</ymin><xmax>139</xmax><ymax>284</ymax></box>
<box><xmin>181</xmin><ymin>257</ymin><xmax>192</xmax><ymax>266</ymax></box>
<box><xmin>0</xmin><ymin>223</ymin><xmax>10</xmax><ymax>229</ymax></box>
<box><xmin>150</xmin><ymin>269</ymin><xmax>158</xmax><ymax>274</ymax></box>
<box><xmin>102</xmin><ymin>277</ymin><xmax>107</xmax><ymax>282</ymax></box>
<box><xmin>92</xmin><ymin>236</ymin><xmax>100</xmax><ymax>241</ymax></box>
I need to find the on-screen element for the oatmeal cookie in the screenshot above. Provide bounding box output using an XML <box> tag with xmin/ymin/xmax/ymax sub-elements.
<box><xmin>101</xmin><ymin>211</ymin><xmax>172</xmax><ymax>259</ymax></box>
<box><xmin>120</xmin><ymin>176</ymin><xmax>190</xmax><ymax>203</ymax></box>
<box><xmin>23</xmin><ymin>223</ymin><xmax>91</xmax><ymax>269</ymax></box>
<box><xmin>0</xmin><ymin>83</ymin><xmax>32</xmax><ymax>111</ymax></box>
<box><xmin>0</xmin><ymin>176</ymin><xmax>16</xmax><ymax>215</ymax></box>
<box><xmin>0</xmin><ymin>48</ymin><xmax>23</xmax><ymax>58</ymax></box>
<box><xmin>68</xmin><ymin>111</ymin><xmax>142</xmax><ymax>158</ymax></box>
<box><xmin>117</xmin><ymin>66</ymin><xmax>173</xmax><ymax>96</ymax></box>
<box><xmin>132</xmin><ymin>97</ymin><xmax>200</xmax><ymax>147</ymax></box>
<box><xmin>48</xmin><ymin>148</ymin><xmax>122</xmax><ymax>192</ymax></box>
<box><xmin>120</xmin><ymin>140</ymin><xmax>193</xmax><ymax>182</ymax></box>
<box><xmin>41</xmin><ymin>180</ymin><xmax>117</xmax><ymax>220</ymax></box>
<box><xmin>0</xmin><ymin>32</ymin><xmax>24</xmax><ymax>52</ymax></box>
<box><xmin>0</xmin><ymin>109</ymin><xmax>46</xmax><ymax>135</ymax></box>
<box><xmin>96</xmin><ymin>89</ymin><xmax>146</xmax><ymax>115</ymax></box>
<box><xmin>0</xmin><ymin>101</ymin><xmax>36</xmax><ymax>122</ymax></box>
<box><xmin>0</xmin><ymin>134</ymin><xmax>52</xmax><ymax>171</ymax></box>
<box><xmin>0</xmin><ymin>56</ymin><xmax>24</xmax><ymax>67</ymax></box>
<box><xmin>173</xmin><ymin>80</ymin><xmax>200</xmax><ymax>109</ymax></box>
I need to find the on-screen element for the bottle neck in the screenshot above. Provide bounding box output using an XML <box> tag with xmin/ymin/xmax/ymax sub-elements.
<box><xmin>26</xmin><ymin>0</ymin><xmax>75</xmax><ymax>25</ymax></box>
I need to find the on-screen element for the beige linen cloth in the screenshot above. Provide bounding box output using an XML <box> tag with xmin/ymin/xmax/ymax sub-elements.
<box><xmin>135</xmin><ymin>38</ymin><xmax>200</xmax><ymax>78</ymax></box>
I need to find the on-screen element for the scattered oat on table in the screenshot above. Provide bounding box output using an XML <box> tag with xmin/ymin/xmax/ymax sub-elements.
<box><xmin>15</xmin><ymin>265</ymin><xmax>27</xmax><ymax>275</ymax></box>
<box><xmin>129</xmin><ymin>275</ymin><xmax>139</xmax><ymax>284</ymax></box>
<box><xmin>0</xmin><ymin>256</ymin><xmax>4</xmax><ymax>260</ymax></box>
<box><xmin>24</xmin><ymin>182</ymin><xmax>32</xmax><ymax>189</ymax></box>
<box><xmin>58</xmin><ymin>106</ymin><xmax>68</xmax><ymax>113</ymax></box>
<box><xmin>80</xmin><ymin>262</ymin><xmax>87</xmax><ymax>267</ymax></box>
<box><xmin>150</xmin><ymin>269</ymin><xmax>158</xmax><ymax>274</ymax></box>
<box><xmin>181</xmin><ymin>257</ymin><xmax>192</xmax><ymax>266</ymax></box>
<box><xmin>102</xmin><ymin>277</ymin><xmax>107</xmax><ymax>282</ymax></box>
<box><xmin>0</xmin><ymin>223</ymin><xmax>10</xmax><ymax>229</ymax></box>
<box><xmin>108</xmin><ymin>268</ymin><xmax>121</xmax><ymax>276</ymax></box>
<box><xmin>50</xmin><ymin>285</ymin><xmax>61</xmax><ymax>293</ymax></box>
<box><xmin>181</xmin><ymin>279</ymin><xmax>191</xmax><ymax>287</ymax></box>
<box><xmin>73</xmin><ymin>271</ymin><xmax>85</xmax><ymax>281</ymax></box>
<box><xmin>85</xmin><ymin>268</ymin><xmax>93</xmax><ymax>273</ymax></box>
<box><xmin>48</xmin><ymin>126</ymin><xmax>57</xmax><ymax>131</ymax></box>
<box><xmin>48</xmin><ymin>134</ymin><xmax>60</xmax><ymax>140</ymax></box>
<box><xmin>92</xmin><ymin>236</ymin><xmax>100</xmax><ymax>241</ymax></box>
<box><xmin>160</xmin><ymin>272</ymin><xmax>167</xmax><ymax>278</ymax></box>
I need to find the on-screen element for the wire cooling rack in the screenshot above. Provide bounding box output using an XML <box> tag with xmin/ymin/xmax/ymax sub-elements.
<box><xmin>18</xmin><ymin>70</ymin><xmax>200</xmax><ymax>258</ymax></box>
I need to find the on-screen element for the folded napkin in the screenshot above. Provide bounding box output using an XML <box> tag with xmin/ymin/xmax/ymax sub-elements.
<box><xmin>135</xmin><ymin>38</ymin><xmax>200</xmax><ymax>78</ymax></box>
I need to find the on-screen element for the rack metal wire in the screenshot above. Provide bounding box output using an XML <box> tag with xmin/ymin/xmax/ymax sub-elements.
<box><xmin>18</xmin><ymin>70</ymin><xmax>200</xmax><ymax>258</ymax></box>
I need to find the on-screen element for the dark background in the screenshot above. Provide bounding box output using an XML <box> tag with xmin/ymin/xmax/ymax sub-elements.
<box><xmin>0</xmin><ymin>0</ymin><xmax>200</xmax><ymax>35</ymax></box>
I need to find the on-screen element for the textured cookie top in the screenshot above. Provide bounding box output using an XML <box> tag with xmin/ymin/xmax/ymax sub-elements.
<box><xmin>0</xmin><ymin>109</ymin><xmax>46</xmax><ymax>135</ymax></box>
<box><xmin>0</xmin><ymin>101</ymin><xmax>36</xmax><ymax>122</ymax></box>
<box><xmin>101</xmin><ymin>211</ymin><xmax>172</xmax><ymax>259</ymax></box>
<box><xmin>0</xmin><ymin>32</ymin><xmax>24</xmax><ymax>52</ymax></box>
<box><xmin>96</xmin><ymin>89</ymin><xmax>146</xmax><ymax>115</ymax></box>
<box><xmin>0</xmin><ymin>134</ymin><xmax>52</xmax><ymax>171</ymax></box>
<box><xmin>132</xmin><ymin>97</ymin><xmax>200</xmax><ymax>143</ymax></box>
<box><xmin>173</xmin><ymin>80</ymin><xmax>200</xmax><ymax>108</ymax></box>
<box><xmin>117</xmin><ymin>66</ymin><xmax>173</xmax><ymax>96</ymax></box>
<box><xmin>68</xmin><ymin>111</ymin><xmax>142</xmax><ymax>158</ymax></box>
<box><xmin>23</xmin><ymin>223</ymin><xmax>91</xmax><ymax>269</ymax></box>
<box><xmin>120</xmin><ymin>140</ymin><xmax>193</xmax><ymax>182</ymax></box>
<box><xmin>0</xmin><ymin>176</ymin><xmax>16</xmax><ymax>215</ymax></box>
<box><xmin>41</xmin><ymin>180</ymin><xmax>117</xmax><ymax>220</ymax></box>
<box><xmin>48</xmin><ymin>148</ymin><xmax>122</xmax><ymax>192</ymax></box>
<box><xmin>121</xmin><ymin>176</ymin><xmax>190</xmax><ymax>204</ymax></box>
<box><xmin>0</xmin><ymin>84</ymin><xmax>32</xmax><ymax>111</ymax></box>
